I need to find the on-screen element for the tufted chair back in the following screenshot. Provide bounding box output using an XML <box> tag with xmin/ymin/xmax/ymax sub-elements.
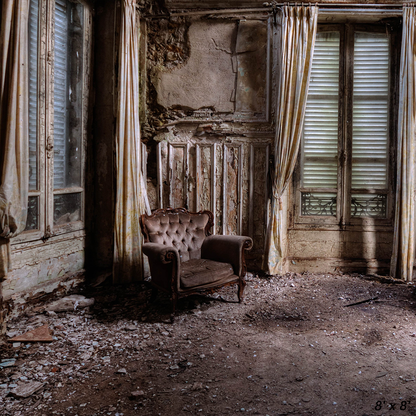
<box><xmin>140</xmin><ymin>208</ymin><xmax>214</xmax><ymax>262</ymax></box>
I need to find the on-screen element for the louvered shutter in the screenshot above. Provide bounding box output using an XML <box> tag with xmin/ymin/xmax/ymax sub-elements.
<box><xmin>53</xmin><ymin>0</ymin><xmax>69</xmax><ymax>190</ymax></box>
<box><xmin>352</xmin><ymin>32</ymin><xmax>389</xmax><ymax>189</ymax></box>
<box><xmin>28</xmin><ymin>0</ymin><xmax>39</xmax><ymax>191</ymax></box>
<box><xmin>300</xmin><ymin>32</ymin><xmax>339</xmax><ymax>216</ymax></box>
<box><xmin>302</xmin><ymin>32</ymin><xmax>340</xmax><ymax>189</ymax></box>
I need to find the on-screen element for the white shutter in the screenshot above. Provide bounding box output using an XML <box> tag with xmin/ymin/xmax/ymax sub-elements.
<box><xmin>352</xmin><ymin>32</ymin><xmax>389</xmax><ymax>189</ymax></box>
<box><xmin>28</xmin><ymin>0</ymin><xmax>39</xmax><ymax>190</ymax></box>
<box><xmin>302</xmin><ymin>32</ymin><xmax>340</xmax><ymax>189</ymax></box>
<box><xmin>53</xmin><ymin>0</ymin><xmax>69</xmax><ymax>189</ymax></box>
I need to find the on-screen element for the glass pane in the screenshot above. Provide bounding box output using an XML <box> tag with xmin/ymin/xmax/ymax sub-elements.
<box><xmin>352</xmin><ymin>32</ymin><xmax>389</xmax><ymax>189</ymax></box>
<box><xmin>28</xmin><ymin>0</ymin><xmax>39</xmax><ymax>190</ymax></box>
<box><xmin>54</xmin><ymin>0</ymin><xmax>84</xmax><ymax>189</ymax></box>
<box><xmin>301</xmin><ymin>192</ymin><xmax>337</xmax><ymax>216</ymax></box>
<box><xmin>54</xmin><ymin>193</ymin><xmax>82</xmax><ymax>225</ymax></box>
<box><xmin>302</xmin><ymin>32</ymin><xmax>340</xmax><ymax>190</ymax></box>
<box><xmin>351</xmin><ymin>194</ymin><xmax>387</xmax><ymax>218</ymax></box>
<box><xmin>25</xmin><ymin>196</ymin><xmax>39</xmax><ymax>231</ymax></box>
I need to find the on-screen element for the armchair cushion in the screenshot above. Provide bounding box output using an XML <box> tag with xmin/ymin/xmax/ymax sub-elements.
<box><xmin>180</xmin><ymin>259</ymin><xmax>234</xmax><ymax>289</ymax></box>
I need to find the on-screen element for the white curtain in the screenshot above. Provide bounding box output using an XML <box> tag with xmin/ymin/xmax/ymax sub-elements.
<box><xmin>0</xmin><ymin>0</ymin><xmax>29</xmax><ymax>279</ymax></box>
<box><xmin>390</xmin><ymin>6</ymin><xmax>416</xmax><ymax>281</ymax></box>
<box><xmin>113</xmin><ymin>0</ymin><xmax>150</xmax><ymax>284</ymax></box>
<box><xmin>263</xmin><ymin>5</ymin><xmax>318</xmax><ymax>275</ymax></box>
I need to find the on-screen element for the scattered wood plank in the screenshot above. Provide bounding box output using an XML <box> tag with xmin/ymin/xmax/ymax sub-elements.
<box><xmin>344</xmin><ymin>297</ymin><xmax>379</xmax><ymax>307</ymax></box>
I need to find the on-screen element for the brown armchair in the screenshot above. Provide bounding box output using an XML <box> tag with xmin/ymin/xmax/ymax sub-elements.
<box><xmin>140</xmin><ymin>207</ymin><xmax>253</xmax><ymax>313</ymax></box>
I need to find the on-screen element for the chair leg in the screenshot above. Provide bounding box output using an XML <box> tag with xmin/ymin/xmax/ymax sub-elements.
<box><xmin>150</xmin><ymin>287</ymin><xmax>158</xmax><ymax>303</ymax></box>
<box><xmin>238</xmin><ymin>279</ymin><xmax>246</xmax><ymax>303</ymax></box>
<box><xmin>170</xmin><ymin>293</ymin><xmax>178</xmax><ymax>323</ymax></box>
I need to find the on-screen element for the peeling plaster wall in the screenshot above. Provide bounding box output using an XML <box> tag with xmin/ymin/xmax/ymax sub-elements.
<box><xmin>151</xmin><ymin>18</ymin><xmax>269</xmax><ymax>119</ymax></box>
<box><xmin>5</xmin><ymin>251</ymin><xmax>84</xmax><ymax>297</ymax></box>
<box><xmin>146</xmin><ymin>2</ymin><xmax>398</xmax><ymax>275</ymax></box>
<box><xmin>287</xmin><ymin>228</ymin><xmax>393</xmax><ymax>275</ymax></box>
<box><xmin>6</xmin><ymin>231</ymin><xmax>85</xmax><ymax>298</ymax></box>
<box><xmin>144</xmin><ymin>12</ymin><xmax>275</xmax><ymax>270</ymax></box>
<box><xmin>156</xmin><ymin>21</ymin><xmax>237</xmax><ymax>112</ymax></box>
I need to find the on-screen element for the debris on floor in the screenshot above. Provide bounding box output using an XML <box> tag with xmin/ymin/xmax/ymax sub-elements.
<box><xmin>1</xmin><ymin>273</ymin><xmax>416</xmax><ymax>415</ymax></box>
<box><xmin>9</xmin><ymin>381</ymin><xmax>44</xmax><ymax>399</ymax></box>
<box><xmin>8</xmin><ymin>324</ymin><xmax>53</xmax><ymax>343</ymax></box>
<box><xmin>45</xmin><ymin>295</ymin><xmax>95</xmax><ymax>313</ymax></box>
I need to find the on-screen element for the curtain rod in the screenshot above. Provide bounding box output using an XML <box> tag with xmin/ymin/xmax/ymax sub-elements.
<box><xmin>141</xmin><ymin>4</ymin><xmax>404</xmax><ymax>18</ymax></box>
<box><xmin>320</xmin><ymin>8</ymin><xmax>402</xmax><ymax>14</ymax></box>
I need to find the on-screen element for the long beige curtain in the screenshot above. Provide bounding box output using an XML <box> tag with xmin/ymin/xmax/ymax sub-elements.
<box><xmin>263</xmin><ymin>5</ymin><xmax>318</xmax><ymax>275</ymax></box>
<box><xmin>390</xmin><ymin>6</ymin><xmax>416</xmax><ymax>281</ymax></box>
<box><xmin>113</xmin><ymin>0</ymin><xmax>150</xmax><ymax>284</ymax></box>
<box><xmin>0</xmin><ymin>0</ymin><xmax>29</xmax><ymax>279</ymax></box>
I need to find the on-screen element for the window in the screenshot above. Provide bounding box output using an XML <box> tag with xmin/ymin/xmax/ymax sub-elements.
<box><xmin>17</xmin><ymin>0</ymin><xmax>91</xmax><ymax>243</ymax></box>
<box><xmin>294</xmin><ymin>23</ymin><xmax>399</xmax><ymax>226</ymax></box>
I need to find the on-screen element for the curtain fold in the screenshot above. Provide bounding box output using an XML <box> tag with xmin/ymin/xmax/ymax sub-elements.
<box><xmin>113</xmin><ymin>0</ymin><xmax>150</xmax><ymax>284</ymax></box>
<box><xmin>390</xmin><ymin>6</ymin><xmax>416</xmax><ymax>281</ymax></box>
<box><xmin>0</xmin><ymin>0</ymin><xmax>30</xmax><ymax>279</ymax></box>
<box><xmin>263</xmin><ymin>5</ymin><xmax>318</xmax><ymax>275</ymax></box>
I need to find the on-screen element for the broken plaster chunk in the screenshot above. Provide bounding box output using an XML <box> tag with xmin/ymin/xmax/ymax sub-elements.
<box><xmin>9</xmin><ymin>381</ymin><xmax>44</xmax><ymax>398</ymax></box>
<box><xmin>9</xmin><ymin>324</ymin><xmax>53</xmax><ymax>342</ymax></box>
<box><xmin>46</xmin><ymin>295</ymin><xmax>94</xmax><ymax>312</ymax></box>
<box><xmin>399</xmin><ymin>375</ymin><xmax>415</xmax><ymax>382</ymax></box>
<box><xmin>191</xmin><ymin>382</ymin><xmax>203</xmax><ymax>391</ymax></box>
<box><xmin>0</xmin><ymin>359</ymin><xmax>16</xmax><ymax>368</ymax></box>
<box><xmin>130</xmin><ymin>390</ymin><xmax>145</xmax><ymax>399</ymax></box>
<box><xmin>124</xmin><ymin>324</ymin><xmax>137</xmax><ymax>331</ymax></box>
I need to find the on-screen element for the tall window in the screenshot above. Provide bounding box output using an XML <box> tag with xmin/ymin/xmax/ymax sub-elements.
<box><xmin>295</xmin><ymin>24</ymin><xmax>399</xmax><ymax>225</ymax></box>
<box><xmin>22</xmin><ymin>0</ymin><xmax>91</xmax><ymax>241</ymax></box>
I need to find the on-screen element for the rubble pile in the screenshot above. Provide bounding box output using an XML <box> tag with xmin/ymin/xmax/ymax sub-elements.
<box><xmin>1</xmin><ymin>273</ymin><xmax>416</xmax><ymax>415</ymax></box>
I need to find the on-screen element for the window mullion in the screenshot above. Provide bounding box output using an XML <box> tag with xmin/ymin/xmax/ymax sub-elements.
<box><xmin>387</xmin><ymin>26</ymin><xmax>399</xmax><ymax>221</ymax></box>
<box><xmin>45</xmin><ymin>0</ymin><xmax>55</xmax><ymax>237</ymax></box>
<box><xmin>37</xmin><ymin>0</ymin><xmax>48</xmax><ymax>238</ymax></box>
<box><xmin>341</xmin><ymin>24</ymin><xmax>354</xmax><ymax>226</ymax></box>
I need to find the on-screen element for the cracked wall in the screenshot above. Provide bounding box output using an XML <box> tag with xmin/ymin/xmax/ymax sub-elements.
<box><xmin>156</xmin><ymin>21</ymin><xmax>237</xmax><ymax>113</ymax></box>
<box><xmin>144</xmin><ymin>12</ymin><xmax>274</xmax><ymax>270</ymax></box>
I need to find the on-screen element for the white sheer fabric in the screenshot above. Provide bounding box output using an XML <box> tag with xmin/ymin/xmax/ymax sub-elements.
<box><xmin>263</xmin><ymin>5</ymin><xmax>318</xmax><ymax>275</ymax></box>
<box><xmin>0</xmin><ymin>0</ymin><xmax>29</xmax><ymax>279</ymax></box>
<box><xmin>390</xmin><ymin>6</ymin><xmax>416</xmax><ymax>281</ymax></box>
<box><xmin>113</xmin><ymin>0</ymin><xmax>150</xmax><ymax>283</ymax></box>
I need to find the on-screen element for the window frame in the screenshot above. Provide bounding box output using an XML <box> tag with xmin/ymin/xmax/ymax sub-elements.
<box><xmin>292</xmin><ymin>21</ymin><xmax>400</xmax><ymax>231</ymax></box>
<box><xmin>12</xmin><ymin>0</ymin><xmax>92</xmax><ymax>245</ymax></box>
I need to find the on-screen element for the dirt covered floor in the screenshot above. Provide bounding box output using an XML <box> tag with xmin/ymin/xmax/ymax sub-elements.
<box><xmin>2</xmin><ymin>272</ymin><xmax>416</xmax><ymax>416</ymax></box>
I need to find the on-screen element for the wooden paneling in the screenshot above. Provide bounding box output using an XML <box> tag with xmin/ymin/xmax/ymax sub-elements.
<box><xmin>157</xmin><ymin>136</ymin><xmax>271</xmax><ymax>261</ymax></box>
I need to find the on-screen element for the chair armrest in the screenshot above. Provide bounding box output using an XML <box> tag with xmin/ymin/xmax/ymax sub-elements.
<box><xmin>201</xmin><ymin>235</ymin><xmax>253</xmax><ymax>277</ymax></box>
<box><xmin>142</xmin><ymin>243</ymin><xmax>180</xmax><ymax>264</ymax></box>
<box><xmin>142</xmin><ymin>243</ymin><xmax>181</xmax><ymax>292</ymax></box>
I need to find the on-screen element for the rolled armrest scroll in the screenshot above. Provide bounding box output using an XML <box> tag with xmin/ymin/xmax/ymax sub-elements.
<box><xmin>142</xmin><ymin>243</ymin><xmax>181</xmax><ymax>292</ymax></box>
<box><xmin>142</xmin><ymin>243</ymin><xmax>180</xmax><ymax>264</ymax></box>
